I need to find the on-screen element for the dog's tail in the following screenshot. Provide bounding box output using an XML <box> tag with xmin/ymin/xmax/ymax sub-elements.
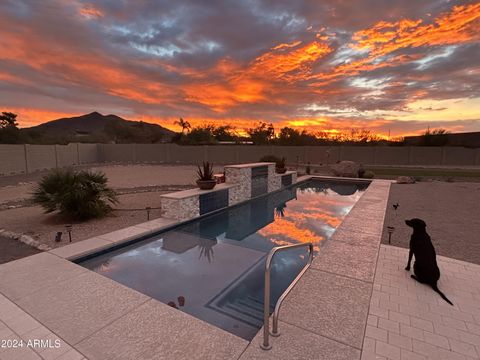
<box><xmin>431</xmin><ymin>284</ymin><xmax>453</xmax><ymax>306</ymax></box>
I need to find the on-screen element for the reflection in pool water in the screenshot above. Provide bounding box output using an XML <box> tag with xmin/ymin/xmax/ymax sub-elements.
<box><xmin>79</xmin><ymin>179</ymin><xmax>368</xmax><ymax>340</ymax></box>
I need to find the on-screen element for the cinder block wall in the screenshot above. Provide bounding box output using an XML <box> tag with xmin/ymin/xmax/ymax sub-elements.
<box><xmin>25</xmin><ymin>145</ymin><xmax>56</xmax><ymax>172</ymax></box>
<box><xmin>1</xmin><ymin>144</ymin><xmax>480</xmax><ymax>176</ymax></box>
<box><xmin>56</xmin><ymin>144</ymin><xmax>78</xmax><ymax>167</ymax></box>
<box><xmin>0</xmin><ymin>145</ymin><xmax>27</xmax><ymax>175</ymax></box>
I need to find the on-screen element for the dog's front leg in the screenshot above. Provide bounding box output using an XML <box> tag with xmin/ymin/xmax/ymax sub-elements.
<box><xmin>405</xmin><ymin>249</ymin><xmax>413</xmax><ymax>271</ymax></box>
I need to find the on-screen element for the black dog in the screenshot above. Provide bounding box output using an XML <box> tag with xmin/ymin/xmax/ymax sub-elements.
<box><xmin>405</xmin><ymin>218</ymin><xmax>453</xmax><ymax>305</ymax></box>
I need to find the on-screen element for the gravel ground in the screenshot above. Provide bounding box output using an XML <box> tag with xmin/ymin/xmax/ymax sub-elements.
<box><xmin>0</xmin><ymin>164</ymin><xmax>224</xmax><ymax>205</ymax></box>
<box><xmin>0</xmin><ymin>191</ymin><xmax>177</xmax><ymax>249</ymax></box>
<box><xmin>0</xmin><ymin>235</ymin><xmax>40</xmax><ymax>264</ymax></box>
<box><xmin>0</xmin><ymin>164</ymin><xmax>226</xmax><ymax>251</ymax></box>
<box><xmin>381</xmin><ymin>181</ymin><xmax>480</xmax><ymax>265</ymax></box>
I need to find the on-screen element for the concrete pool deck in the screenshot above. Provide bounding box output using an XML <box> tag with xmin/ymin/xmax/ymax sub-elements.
<box><xmin>4</xmin><ymin>177</ymin><xmax>474</xmax><ymax>359</ymax></box>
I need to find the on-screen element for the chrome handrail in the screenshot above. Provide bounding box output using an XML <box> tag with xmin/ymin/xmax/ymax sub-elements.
<box><xmin>260</xmin><ymin>242</ymin><xmax>314</xmax><ymax>350</ymax></box>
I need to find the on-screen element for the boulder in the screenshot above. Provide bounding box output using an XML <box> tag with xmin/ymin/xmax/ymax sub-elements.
<box><xmin>396</xmin><ymin>176</ymin><xmax>415</xmax><ymax>184</ymax></box>
<box><xmin>331</xmin><ymin>161</ymin><xmax>360</xmax><ymax>178</ymax></box>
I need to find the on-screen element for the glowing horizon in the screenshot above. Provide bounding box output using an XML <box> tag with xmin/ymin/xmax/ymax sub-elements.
<box><xmin>1</xmin><ymin>1</ymin><xmax>479</xmax><ymax>137</ymax></box>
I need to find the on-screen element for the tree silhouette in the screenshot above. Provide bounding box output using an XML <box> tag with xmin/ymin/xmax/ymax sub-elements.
<box><xmin>174</xmin><ymin>118</ymin><xmax>191</xmax><ymax>135</ymax></box>
<box><xmin>247</xmin><ymin>122</ymin><xmax>275</xmax><ymax>144</ymax></box>
<box><xmin>0</xmin><ymin>112</ymin><xmax>18</xmax><ymax>129</ymax></box>
<box><xmin>420</xmin><ymin>128</ymin><xmax>450</xmax><ymax>146</ymax></box>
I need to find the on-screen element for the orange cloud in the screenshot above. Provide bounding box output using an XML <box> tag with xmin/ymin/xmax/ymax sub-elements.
<box><xmin>250</xmin><ymin>41</ymin><xmax>332</xmax><ymax>81</ymax></box>
<box><xmin>183</xmin><ymin>40</ymin><xmax>331</xmax><ymax>111</ymax></box>
<box><xmin>184</xmin><ymin>79</ymin><xmax>270</xmax><ymax>112</ymax></box>
<box><xmin>352</xmin><ymin>3</ymin><xmax>480</xmax><ymax>56</ymax></box>
<box><xmin>308</xmin><ymin>4</ymin><xmax>480</xmax><ymax>93</ymax></box>
<box><xmin>2</xmin><ymin>107</ymin><xmax>79</xmax><ymax>127</ymax></box>
<box><xmin>258</xmin><ymin>218</ymin><xmax>324</xmax><ymax>251</ymax></box>
<box><xmin>80</xmin><ymin>4</ymin><xmax>104</xmax><ymax>19</ymax></box>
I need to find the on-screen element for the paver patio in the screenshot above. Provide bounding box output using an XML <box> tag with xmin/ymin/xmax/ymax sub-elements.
<box><xmin>362</xmin><ymin>245</ymin><xmax>480</xmax><ymax>360</ymax></box>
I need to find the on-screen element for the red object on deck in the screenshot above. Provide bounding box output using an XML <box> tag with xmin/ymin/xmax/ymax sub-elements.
<box><xmin>213</xmin><ymin>173</ymin><xmax>225</xmax><ymax>183</ymax></box>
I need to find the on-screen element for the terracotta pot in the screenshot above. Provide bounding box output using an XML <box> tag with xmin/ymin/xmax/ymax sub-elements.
<box><xmin>276</xmin><ymin>167</ymin><xmax>287</xmax><ymax>174</ymax></box>
<box><xmin>196</xmin><ymin>180</ymin><xmax>216</xmax><ymax>190</ymax></box>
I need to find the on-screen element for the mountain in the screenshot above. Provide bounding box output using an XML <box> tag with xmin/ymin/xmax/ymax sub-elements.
<box><xmin>26</xmin><ymin>112</ymin><xmax>175</xmax><ymax>143</ymax></box>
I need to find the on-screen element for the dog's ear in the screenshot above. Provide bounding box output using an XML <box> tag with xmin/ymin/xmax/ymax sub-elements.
<box><xmin>406</xmin><ymin>218</ymin><xmax>427</xmax><ymax>229</ymax></box>
<box><xmin>415</xmin><ymin>218</ymin><xmax>427</xmax><ymax>228</ymax></box>
<box><xmin>409</xmin><ymin>218</ymin><xmax>427</xmax><ymax>229</ymax></box>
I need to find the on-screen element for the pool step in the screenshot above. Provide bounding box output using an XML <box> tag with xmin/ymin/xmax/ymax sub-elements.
<box><xmin>223</xmin><ymin>295</ymin><xmax>272</xmax><ymax>325</ymax></box>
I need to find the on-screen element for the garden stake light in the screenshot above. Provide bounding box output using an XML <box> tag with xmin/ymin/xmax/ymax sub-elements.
<box><xmin>387</xmin><ymin>226</ymin><xmax>395</xmax><ymax>244</ymax></box>
<box><xmin>65</xmin><ymin>224</ymin><xmax>73</xmax><ymax>242</ymax></box>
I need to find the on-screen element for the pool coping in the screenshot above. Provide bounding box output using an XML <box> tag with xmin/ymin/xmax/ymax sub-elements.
<box><xmin>160</xmin><ymin>182</ymin><xmax>240</xmax><ymax>199</ymax></box>
<box><xmin>0</xmin><ymin>176</ymin><xmax>391</xmax><ymax>360</ymax></box>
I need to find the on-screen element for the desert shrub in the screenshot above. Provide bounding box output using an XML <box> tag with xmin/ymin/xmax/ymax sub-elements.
<box><xmin>32</xmin><ymin>169</ymin><xmax>118</xmax><ymax>220</ymax></box>
<box><xmin>276</xmin><ymin>157</ymin><xmax>286</xmax><ymax>169</ymax></box>
<box><xmin>197</xmin><ymin>161</ymin><xmax>214</xmax><ymax>180</ymax></box>
<box><xmin>259</xmin><ymin>155</ymin><xmax>287</xmax><ymax>169</ymax></box>
<box><xmin>362</xmin><ymin>170</ymin><xmax>375</xmax><ymax>179</ymax></box>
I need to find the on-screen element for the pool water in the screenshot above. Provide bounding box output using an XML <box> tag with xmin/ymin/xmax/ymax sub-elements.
<box><xmin>78</xmin><ymin>179</ymin><xmax>369</xmax><ymax>340</ymax></box>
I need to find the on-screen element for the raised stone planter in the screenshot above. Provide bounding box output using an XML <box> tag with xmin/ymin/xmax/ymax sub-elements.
<box><xmin>160</xmin><ymin>183</ymin><xmax>239</xmax><ymax>221</ymax></box>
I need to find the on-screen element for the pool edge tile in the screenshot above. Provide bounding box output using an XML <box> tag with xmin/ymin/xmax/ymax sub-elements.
<box><xmin>49</xmin><ymin>237</ymin><xmax>114</xmax><ymax>260</ymax></box>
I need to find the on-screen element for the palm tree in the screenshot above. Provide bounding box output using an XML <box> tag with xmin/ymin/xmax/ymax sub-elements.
<box><xmin>174</xmin><ymin>118</ymin><xmax>191</xmax><ymax>135</ymax></box>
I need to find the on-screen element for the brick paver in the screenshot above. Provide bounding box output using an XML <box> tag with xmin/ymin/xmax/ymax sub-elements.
<box><xmin>361</xmin><ymin>245</ymin><xmax>480</xmax><ymax>360</ymax></box>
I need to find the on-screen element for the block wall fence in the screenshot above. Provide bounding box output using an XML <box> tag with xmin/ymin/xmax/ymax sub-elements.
<box><xmin>1</xmin><ymin>143</ymin><xmax>480</xmax><ymax>176</ymax></box>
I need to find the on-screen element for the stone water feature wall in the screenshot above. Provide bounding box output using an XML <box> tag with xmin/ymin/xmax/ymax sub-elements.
<box><xmin>160</xmin><ymin>162</ymin><xmax>298</xmax><ymax>221</ymax></box>
<box><xmin>270</xmin><ymin>171</ymin><xmax>297</xmax><ymax>192</ymax></box>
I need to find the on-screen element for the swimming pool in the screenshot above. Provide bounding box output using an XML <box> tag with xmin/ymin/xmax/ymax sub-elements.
<box><xmin>78</xmin><ymin>178</ymin><xmax>369</xmax><ymax>340</ymax></box>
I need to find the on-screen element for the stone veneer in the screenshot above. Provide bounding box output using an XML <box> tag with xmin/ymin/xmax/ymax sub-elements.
<box><xmin>270</xmin><ymin>171</ymin><xmax>297</xmax><ymax>192</ymax></box>
<box><xmin>225</xmin><ymin>162</ymin><xmax>277</xmax><ymax>204</ymax></box>
<box><xmin>270</xmin><ymin>174</ymin><xmax>281</xmax><ymax>192</ymax></box>
<box><xmin>161</xmin><ymin>196</ymin><xmax>199</xmax><ymax>221</ymax></box>
<box><xmin>291</xmin><ymin>171</ymin><xmax>297</xmax><ymax>184</ymax></box>
<box><xmin>225</xmin><ymin>166</ymin><xmax>251</xmax><ymax>205</ymax></box>
<box><xmin>160</xmin><ymin>183</ymin><xmax>238</xmax><ymax>221</ymax></box>
<box><xmin>267</xmin><ymin>165</ymin><xmax>276</xmax><ymax>192</ymax></box>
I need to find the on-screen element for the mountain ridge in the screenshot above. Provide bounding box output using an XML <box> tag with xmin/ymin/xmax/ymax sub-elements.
<box><xmin>26</xmin><ymin>111</ymin><xmax>175</xmax><ymax>143</ymax></box>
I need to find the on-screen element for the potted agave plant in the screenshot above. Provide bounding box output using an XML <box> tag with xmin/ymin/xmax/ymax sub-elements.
<box><xmin>276</xmin><ymin>157</ymin><xmax>287</xmax><ymax>174</ymax></box>
<box><xmin>196</xmin><ymin>161</ymin><xmax>216</xmax><ymax>190</ymax></box>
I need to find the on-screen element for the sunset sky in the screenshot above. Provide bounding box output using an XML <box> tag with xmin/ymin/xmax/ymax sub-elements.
<box><xmin>0</xmin><ymin>0</ymin><xmax>479</xmax><ymax>137</ymax></box>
